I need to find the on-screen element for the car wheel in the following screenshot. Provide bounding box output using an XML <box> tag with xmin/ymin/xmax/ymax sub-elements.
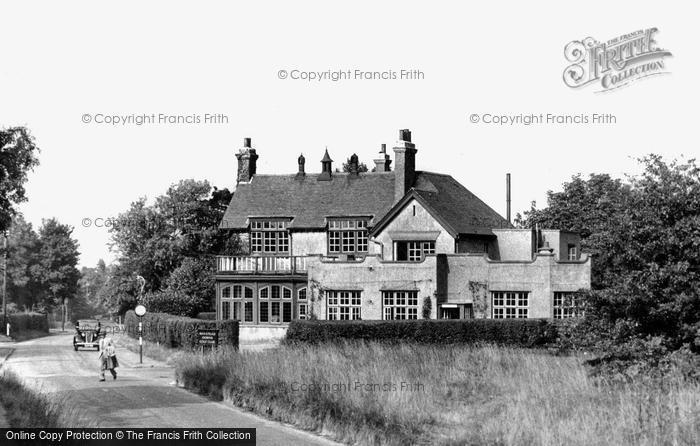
<box><xmin>74</xmin><ymin>345</ymin><xmax>78</xmax><ymax>351</ymax></box>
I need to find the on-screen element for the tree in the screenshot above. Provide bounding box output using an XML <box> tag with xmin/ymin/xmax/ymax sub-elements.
<box><xmin>106</xmin><ymin>179</ymin><xmax>241</xmax><ymax>315</ymax></box>
<box><xmin>4</xmin><ymin>214</ymin><xmax>42</xmax><ymax>310</ymax></box>
<box><xmin>0</xmin><ymin>127</ymin><xmax>41</xmax><ymax>232</ymax></box>
<box><xmin>34</xmin><ymin>219</ymin><xmax>81</xmax><ymax>311</ymax></box>
<box><xmin>519</xmin><ymin>156</ymin><xmax>700</xmax><ymax>349</ymax></box>
<box><xmin>78</xmin><ymin>259</ymin><xmax>109</xmax><ymax>316</ymax></box>
<box><xmin>515</xmin><ymin>173</ymin><xmax>632</xmax><ymax>289</ymax></box>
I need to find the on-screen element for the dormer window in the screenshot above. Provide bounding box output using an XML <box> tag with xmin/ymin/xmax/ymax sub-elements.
<box><xmin>328</xmin><ymin>218</ymin><xmax>369</xmax><ymax>254</ymax></box>
<box><xmin>250</xmin><ymin>219</ymin><xmax>289</xmax><ymax>254</ymax></box>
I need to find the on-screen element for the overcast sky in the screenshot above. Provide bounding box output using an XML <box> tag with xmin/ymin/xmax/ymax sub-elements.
<box><xmin>1</xmin><ymin>1</ymin><xmax>696</xmax><ymax>267</ymax></box>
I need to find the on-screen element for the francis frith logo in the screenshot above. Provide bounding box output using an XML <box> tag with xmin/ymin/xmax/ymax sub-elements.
<box><xmin>563</xmin><ymin>28</ymin><xmax>672</xmax><ymax>92</ymax></box>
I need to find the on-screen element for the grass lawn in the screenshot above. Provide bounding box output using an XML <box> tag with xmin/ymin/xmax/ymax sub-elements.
<box><xmin>175</xmin><ymin>343</ymin><xmax>700</xmax><ymax>446</ymax></box>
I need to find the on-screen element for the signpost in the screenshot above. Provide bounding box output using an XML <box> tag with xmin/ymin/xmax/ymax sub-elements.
<box><xmin>134</xmin><ymin>304</ymin><xmax>146</xmax><ymax>364</ymax></box>
<box><xmin>197</xmin><ymin>328</ymin><xmax>219</xmax><ymax>353</ymax></box>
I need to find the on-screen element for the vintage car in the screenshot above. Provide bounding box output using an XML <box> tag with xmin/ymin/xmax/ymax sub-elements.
<box><xmin>73</xmin><ymin>319</ymin><xmax>102</xmax><ymax>351</ymax></box>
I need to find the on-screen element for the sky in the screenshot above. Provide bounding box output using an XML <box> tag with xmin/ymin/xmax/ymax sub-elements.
<box><xmin>0</xmin><ymin>1</ymin><xmax>697</xmax><ymax>267</ymax></box>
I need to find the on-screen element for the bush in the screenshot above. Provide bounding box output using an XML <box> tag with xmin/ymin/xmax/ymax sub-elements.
<box><xmin>285</xmin><ymin>319</ymin><xmax>557</xmax><ymax>348</ymax></box>
<box><xmin>140</xmin><ymin>290</ymin><xmax>207</xmax><ymax>319</ymax></box>
<box><xmin>0</xmin><ymin>312</ymin><xmax>49</xmax><ymax>337</ymax></box>
<box><xmin>124</xmin><ymin>310</ymin><xmax>238</xmax><ymax>349</ymax></box>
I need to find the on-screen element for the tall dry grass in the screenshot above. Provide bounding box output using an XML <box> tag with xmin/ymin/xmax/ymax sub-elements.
<box><xmin>175</xmin><ymin>343</ymin><xmax>700</xmax><ymax>445</ymax></box>
<box><xmin>0</xmin><ymin>370</ymin><xmax>100</xmax><ymax>428</ymax></box>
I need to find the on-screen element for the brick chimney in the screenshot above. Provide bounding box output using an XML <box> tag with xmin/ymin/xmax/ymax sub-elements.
<box><xmin>373</xmin><ymin>144</ymin><xmax>392</xmax><ymax>172</ymax></box>
<box><xmin>393</xmin><ymin>129</ymin><xmax>416</xmax><ymax>202</ymax></box>
<box><xmin>235</xmin><ymin>137</ymin><xmax>258</xmax><ymax>183</ymax></box>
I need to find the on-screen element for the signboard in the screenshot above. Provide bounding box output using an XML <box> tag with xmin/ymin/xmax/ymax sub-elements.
<box><xmin>197</xmin><ymin>328</ymin><xmax>219</xmax><ymax>347</ymax></box>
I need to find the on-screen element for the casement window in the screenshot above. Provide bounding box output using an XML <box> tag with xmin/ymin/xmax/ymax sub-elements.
<box><xmin>221</xmin><ymin>285</ymin><xmax>253</xmax><ymax>321</ymax></box>
<box><xmin>492</xmin><ymin>291</ymin><xmax>529</xmax><ymax>319</ymax></box>
<box><xmin>259</xmin><ymin>285</ymin><xmax>293</xmax><ymax>323</ymax></box>
<box><xmin>250</xmin><ymin>219</ymin><xmax>289</xmax><ymax>254</ymax></box>
<box><xmin>327</xmin><ymin>290</ymin><xmax>362</xmax><ymax>320</ymax></box>
<box><xmin>328</xmin><ymin>219</ymin><xmax>369</xmax><ymax>254</ymax></box>
<box><xmin>382</xmin><ymin>291</ymin><xmax>419</xmax><ymax>320</ymax></box>
<box><xmin>567</xmin><ymin>244</ymin><xmax>578</xmax><ymax>261</ymax></box>
<box><xmin>298</xmin><ymin>287</ymin><xmax>308</xmax><ymax>320</ymax></box>
<box><xmin>395</xmin><ymin>241</ymin><xmax>435</xmax><ymax>261</ymax></box>
<box><xmin>553</xmin><ymin>292</ymin><xmax>580</xmax><ymax>319</ymax></box>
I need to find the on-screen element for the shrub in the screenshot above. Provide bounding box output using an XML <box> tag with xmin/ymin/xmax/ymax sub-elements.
<box><xmin>140</xmin><ymin>289</ymin><xmax>207</xmax><ymax>318</ymax></box>
<box><xmin>285</xmin><ymin>319</ymin><xmax>557</xmax><ymax>348</ymax></box>
<box><xmin>0</xmin><ymin>312</ymin><xmax>49</xmax><ymax>337</ymax></box>
<box><xmin>124</xmin><ymin>310</ymin><xmax>238</xmax><ymax>348</ymax></box>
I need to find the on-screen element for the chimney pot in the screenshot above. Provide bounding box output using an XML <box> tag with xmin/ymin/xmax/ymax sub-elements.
<box><xmin>399</xmin><ymin>129</ymin><xmax>412</xmax><ymax>142</ymax></box>
<box><xmin>244</xmin><ymin>137</ymin><xmax>252</xmax><ymax>148</ymax></box>
<box><xmin>349</xmin><ymin>153</ymin><xmax>359</xmax><ymax>176</ymax></box>
<box><xmin>374</xmin><ymin>144</ymin><xmax>392</xmax><ymax>172</ymax></box>
<box><xmin>296</xmin><ymin>153</ymin><xmax>306</xmax><ymax>178</ymax></box>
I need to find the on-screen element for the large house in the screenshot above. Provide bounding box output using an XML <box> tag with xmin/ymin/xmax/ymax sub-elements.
<box><xmin>216</xmin><ymin>130</ymin><xmax>591</xmax><ymax>329</ymax></box>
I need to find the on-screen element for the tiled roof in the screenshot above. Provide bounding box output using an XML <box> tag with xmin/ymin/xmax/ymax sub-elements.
<box><xmin>220</xmin><ymin>170</ymin><xmax>512</xmax><ymax>234</ymax></box>
<box><xmin>220</xmin><ymin>173</ymin><xmax>396</xmax><ymax>229</ymax></box>
<box><xmin>411</xmin><ymin>172</ymin><xmax>512</xmax><ymax>235</ymax></box>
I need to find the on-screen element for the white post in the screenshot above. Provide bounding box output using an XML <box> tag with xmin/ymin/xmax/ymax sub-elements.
<box><xmin>5</xmin><ymin>323</ymin><xmax>9</xmax><ymax>337</ymax></box>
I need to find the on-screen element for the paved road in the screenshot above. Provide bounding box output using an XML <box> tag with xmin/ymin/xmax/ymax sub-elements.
<box><xmin>1</xmin><ymin>332</ymin><xmax>340</xmax><ymax>446</ymax></box>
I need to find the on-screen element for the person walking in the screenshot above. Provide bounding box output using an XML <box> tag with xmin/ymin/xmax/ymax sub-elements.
<box><xmin>99</xmin><ymin>336</ymin><xmax>118</xmax><ymax>381</ymax></box>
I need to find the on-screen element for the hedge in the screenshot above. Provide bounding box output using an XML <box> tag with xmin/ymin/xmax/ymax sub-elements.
<box><xmin>285</xmin><ymin>319</ymin><xmax>558</xmax><ymax>348</ymax></box>
<box><xmin>124</xmin><ymin>310</ymin><xmax>238</xmax><ymax>349</ymax></box>
<box><xmin>0</xmin><ymin>313</ymin><xmax>49</xmax><ymax>337</ymax></box>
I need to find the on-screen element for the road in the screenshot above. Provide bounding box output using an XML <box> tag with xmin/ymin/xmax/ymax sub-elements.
<box><xmin>1</xmin><ymin>331</ymin><xmax>340</xmax><ymax>446</ymax></box>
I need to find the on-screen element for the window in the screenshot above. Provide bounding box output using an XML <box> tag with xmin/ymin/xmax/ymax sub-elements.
<box><xmin>328</xmin><ymin>219</ymin><xmax>369</xmax><ymax>254</ymax></box>
<box><xmin>282</xmin><ymin>302</ymin><xmax>292</xmax><ymax>322</ymax></box>
<box><xmin>327</xmin><ymin>291</ymin><xmax>362</xmax><ymax>320</ymax></box>
<box><xmin>395</xmin><ymin>241</ymin><xmax>435</xmax><ymax>261</ymax></box>
<box><xmin>567</xmin><ymin>244</ymin><xmax>578</xmax><ymax>261</ymax></box>
<box><xmin>222</xmin><ymin>286</ymin><xmax>231</xmax><ymax>299</ymax></box>
<box><xmin>244</xmin><ymin>302</ymin><xmax>253</xmax><ymax>322</ymax></box>
<box><xmin>259</xmin><ymin>286</ymin><xmax>291</xmax><ymax>323</ymax></box>
<box><xmin>298</xmin><ymin>287</ymin><xmax>307</xmax><ymax>300</ymax></box>
<box><xmin>298</xmin><ymin>303</ymin><xmax>308</xmax><ymax>320</ymax></box>
<box><xmin>250</xmin><ymin>219</ymin><xmax>289</xmax><ymax>254</ymax></box>
<box><xmin>492</xmin><ymin>291</ymin><xmax>529</xmax><ymax>319</ymax></box>
<box><xmin>222</xmin><ymin>301</ymin><xmax>231</xmax><ymax>320</ymax></box>
<box><xmin>383</xmin><ymin>291</ymin><xmax>419</xmax><ymax>320</ymax></box>
<box><xmin>554</xmin><ymin>292</ymin><xmax>580</xmax><ymax>319</ymax></box>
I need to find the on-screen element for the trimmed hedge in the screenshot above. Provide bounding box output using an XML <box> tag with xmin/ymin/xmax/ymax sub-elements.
<box><xmin>1</xmin><ymin>313</ymin><xmax>49</xmax><ymax>337</ymax></box>
<box><xmin>196</xmin><ymin>312</ymin><xmax>217</xmax><ymax>320</ymax></box>
<box><xmin>124</xmin><ymin>310</ymin><xmax>238</xmax><ymax>349</ymax></box>
<box><xmin>285</xmin><ymin>319</ymin><xmax>558</xmax><ymax>348</ymax></box>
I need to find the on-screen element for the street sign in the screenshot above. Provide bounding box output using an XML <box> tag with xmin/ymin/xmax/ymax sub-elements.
<box><xmin>197</xmin><ymin>329</ymin><xmax>219</xmax><ymax>347</ymax></box>
<box><xmin>135</xmin><ymin>305</ymin><xmax>147</xmax><ymax>317</ymax></box>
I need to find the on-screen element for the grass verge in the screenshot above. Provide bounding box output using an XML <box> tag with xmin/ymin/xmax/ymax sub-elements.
<box><xmin>0</xmin><ymin>370</ymin><xmax>99</xmax><ymax>428</ymax></box>
<box><xmin>113</xmin><ymin>332</ymin><xmax>178</xmax><ymax>364</ymax></box>
<box><xmin>174</xmin><ymin>342</ymin><xmax>700</xmax><ymax>446</ymax></box>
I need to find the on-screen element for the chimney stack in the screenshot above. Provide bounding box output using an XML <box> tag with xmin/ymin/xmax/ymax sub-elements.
<box><xmin>296</xmin><ymin>153</ymin><xmax>306</xmax><ymax>178</ymax></box>
<box><xmin>393</xmin><ymin>129</ymin><xmax>417</xmax><ymax>203</ymax></box>
<box><xmin>373</xmin><ymin>144</ymin><xmax>392</xmax><ymax>172</ymax></box>
<box><xmin>348</xmin><ymin>153</ymin><xmax>359</xmax><ymax>177</ymax></box>
<box><xmin>506</xmin><ymin>173</ymin><xmax>511</xmax><ymax>223</ymax></box>
<box><xmin>236</xmin><ymin>137</ymin><xmax>258</xmax><ymax>183</ymax></box>
<box><xmin>317</xmin><ymin>148</ymin><xmax>333</xmax><ymax>181</ymax></box>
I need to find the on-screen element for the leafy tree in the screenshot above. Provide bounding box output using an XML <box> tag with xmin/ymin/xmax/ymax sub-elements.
<box><xmin>34</xmin><ymin>219</ymin><xmax>81</xmax><ymax>311</ymax></box>
<box><xmin>516</xmin><ymin>173</ymin><xmax>632</xmax><ymax>289</ymax></box>
<box><xmin>4</xmin><ymin>214</ymin><xmax>42</xmax><ymax>310</ymax></box>
<box><xmin>106</xmin><ymin>179</ymin><xmax>240</xmax><ymax>315</ymax></box>
<box><xmin>520</xmin><ymin>156</ymin><xmax>700</xmax><ymax>350</ymax></box>
<box><xmin>163</xmin><ymin>257</ymin><xmax>215</xmax><ymax>313</ymax></box>
<box><xmin>0</xmin><ymin>127</ymin><xmax>41</xmax><ymax>232</ymax></box>
<box><xmin>78</xmin><ymin>259</ymin><xmax>110</xmax><ymax>316</ymax></box>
